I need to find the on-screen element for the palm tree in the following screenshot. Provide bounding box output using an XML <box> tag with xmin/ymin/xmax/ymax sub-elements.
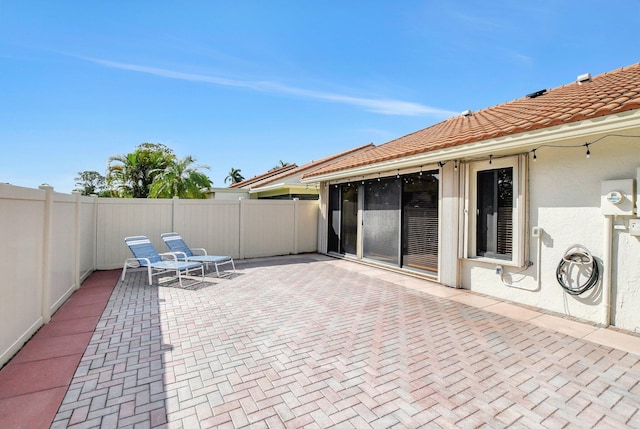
<box><xmin>148</xmin><ymin>156</ymin><xmax>212</xmax><ymax>199</ymax></box>
<box><xmin>106</xmin><ymin>143</ymin><xmax>175</xmax><ymax>197</ymax></box>
<box><xmin>225</xmin><ymin>168</ymin><xmax>245</xmax><ymax>185</ymax></box>
<box><xmin>270</xmin><ymin>160</ymin><xmax>290</xmax><ymax>171</ymax></box>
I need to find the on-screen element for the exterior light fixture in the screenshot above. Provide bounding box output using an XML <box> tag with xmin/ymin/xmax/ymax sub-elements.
<box><xmin>585</xmin><ymin>144</ymin><xmax>591</xmax><ymax>158</ymax></box>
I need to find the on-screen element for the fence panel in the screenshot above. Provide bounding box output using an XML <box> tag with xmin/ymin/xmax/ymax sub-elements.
<box><xmin>79</xmin><ymin>197</ymin><xmax>97</xmax><ymax>281</ymax></box>
<box><xmin>173</xmin><ymin>199</ymin><xmax>241</xmax><ymax>258</ymax></box>
<box><xmin>95</xmin><ymin>198</ymin><xmax>174</xmax><ymax>270</ymax></box>
<box><xmin>296</xmin><ymin>200</ymin><xmax>319</xmax><ymax>253</ymax></box>
<box><xmin>241</xmin><ymin>200</ymin><xmax>296</xmax><ymax>258</ymax></box>
<box><xmin>0</xmin><ymin>185</ymin><xmax>46</xmax><ymax>367</ymax></box>
<box><xmin>48</xmin><ymin>193</ymin><xmax>79</xmax><ymax>313</ymax></box>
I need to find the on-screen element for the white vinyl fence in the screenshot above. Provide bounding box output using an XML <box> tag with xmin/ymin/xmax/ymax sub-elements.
<box><xmin>0</xmin><ymin>184</ymin><xmax>318</xmax><ymax>367</ymax></box>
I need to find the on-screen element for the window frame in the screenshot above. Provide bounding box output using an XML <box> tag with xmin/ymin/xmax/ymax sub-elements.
<box><xmin>464</xmin><ymin>155</ymin><xmax>527</xmax><ymax>267</ymax></box>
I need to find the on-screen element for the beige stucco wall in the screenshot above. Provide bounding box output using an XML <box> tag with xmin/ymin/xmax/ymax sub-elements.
<box><xmin>461</xmin><ymin>134</ymin><xmax>640</xmax><ymax>330</ymax></box>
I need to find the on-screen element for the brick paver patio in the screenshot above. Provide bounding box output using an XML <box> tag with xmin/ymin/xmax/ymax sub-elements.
<box><xmin>50</xmin><ymin>254</ymin><xmax>640</xmax><ymax>428</ymax></box>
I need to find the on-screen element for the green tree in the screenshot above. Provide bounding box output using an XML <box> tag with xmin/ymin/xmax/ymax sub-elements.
<box><xmin>225</xmin><ymin>167</ymin><xmax>245</xmax><ymax>184</ymax></box>
<box><xmin>106</xmin><ymin>143</ymin><xmax>175</xmax><ymax>197</ymax></box>
<box><xmin>73</xmin><ymin>170</ymin><xmax>106</xmax><ymax>196</ymax></box>
<box><xmin>149</xmin><ymin>156</ymin><xmax>212</xmax><ymax>199</ymax></box>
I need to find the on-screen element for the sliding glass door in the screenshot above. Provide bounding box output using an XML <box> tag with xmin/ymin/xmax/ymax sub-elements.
<box><xmin>362</xmin><ymin>178</ymin><xmax>401</xmax><ymax>265</ymax></box>
<box><xmin>340</xmin><ymin>185</ymin><xmax>358</xmax><ymax>255</ymax></box>
<box><xmin>327</xmin><ymin>184</ymin><xmax>358</xmax><ymax>255</ymax></box>
<box><xmin>402</xmin><ymin>172</ymin><xmax>439</xmax><ymax>274</ymax></box>
<box><xmin>327</xmin><ymin>171</ymin><xmax>439</xmax><ymax>275</ymax></box>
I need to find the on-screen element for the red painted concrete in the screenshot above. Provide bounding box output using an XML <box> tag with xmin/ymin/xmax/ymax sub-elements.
<box><xmin>0</xmin><ymin>270</ymin><xmax>120</xmax><ymax>429</ymax></box>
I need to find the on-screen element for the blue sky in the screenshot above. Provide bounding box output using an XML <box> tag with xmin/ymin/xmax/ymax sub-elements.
<box><xmin>1</xmin><ymin>1</ymin><xmax>638</xmax><ymax>193</ymax></box>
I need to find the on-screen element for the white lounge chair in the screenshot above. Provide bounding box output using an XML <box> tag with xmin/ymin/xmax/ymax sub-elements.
<box><xmin>122</xmin><ymin>235</ymin><xmax>204</xmax><ymax>287</ymax></box>
<box><xmin>161</xmin><ymin>232</ymin><xmax>235</xmax><ymax>278</ymax></box>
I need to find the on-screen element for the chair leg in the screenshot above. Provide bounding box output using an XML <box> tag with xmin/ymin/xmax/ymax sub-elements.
<box><xmin>121</xmin><ymin>263</ymin><xmax>127</xmax><ymax>281</ymax></box>
<box><xmin>215</xmin><ymin>260</ymin><xmax>235</xmax><ymax>278</ymax></box>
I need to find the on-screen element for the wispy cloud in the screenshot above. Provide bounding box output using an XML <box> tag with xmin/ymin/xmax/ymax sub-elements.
<box><xmin>508</xmin><ymin>51</ymin><xmax>534</xmax><ymax>66</ymax></box>
<box><xmin>81</xmin><ymin>57</ymin><xmax>457</xmax><ymax>118</ymax></box>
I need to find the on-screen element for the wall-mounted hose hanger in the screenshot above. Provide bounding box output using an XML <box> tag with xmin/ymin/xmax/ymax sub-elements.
<box><xmin>556</xmin><ymin>244</ymin><xmax>600</xmax><ymax>295</ymax></box>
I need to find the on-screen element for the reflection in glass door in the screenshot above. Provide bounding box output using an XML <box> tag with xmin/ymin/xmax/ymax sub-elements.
<box><xmin>362</xmin><ymin>178</ymin><xmax>401</xmax><ymax>265</ymax></box>
<box><xmin>402</xmin><ymin>172</ymin><xmax>439</xmax><ymax>274</ymax></box>
<box><xmin>327</xmin><ymin>184</ymin><xmax>358</xmax><ymax>255</ymax></box>
<box><xmin>327</xmin><ymin>185</ymin><xmax>341</xmax><ymax>253</ymax></box>
<box><xmin>340</xmin><ymin>184</ymin><xmax>358</xmax><ymax>255</ymax></box>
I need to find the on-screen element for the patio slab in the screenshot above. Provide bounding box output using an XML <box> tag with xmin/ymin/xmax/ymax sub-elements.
<box><xmin>2</xmin><ymin>255</ymin><xmax>640</xmax><ymax>428</ymax></box>
<box><xmin>45</xmin><ymin>254</ymin><xmax>640</xmax><ymax>428</ymax></box>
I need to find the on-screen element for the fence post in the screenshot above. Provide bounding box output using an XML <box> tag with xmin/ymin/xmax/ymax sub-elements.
<box><xmin>73</xmin><ymin>191</ymin><xmax>82</xmax><ymax>291</ymax></box>
<box><xmin>91</xmin><ymin>194</ymin><xmax>99</xmax><ymax>271</ymax></box>
<box><xmin>172</xmin><ymin>196</ymin><xmax>179</xmax><ymax>233</ymax></box>
<box><xmin>39</xmin><ymin>184</ymin><xmax>54</xmax><ymax>324</ymax></box>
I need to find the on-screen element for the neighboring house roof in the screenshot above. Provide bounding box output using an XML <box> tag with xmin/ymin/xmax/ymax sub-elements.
<box><xmin>305</xmin><ymin>62</ymin><xmax>640</xmax><ymax>178</ymax></box>
<box><xmin>233</xmin><ymin>143</ymin><xmax>376</xmax><ymax>191</ymax></box>
<box><xmin>247</xmin><ymin>143</ymin><xmax>375</xmax><ymax>189</ymax></box>
<box><xmin>229</xmin><ymin>164</ymin><xmax>298</xmax><ymax>189</ymax></box>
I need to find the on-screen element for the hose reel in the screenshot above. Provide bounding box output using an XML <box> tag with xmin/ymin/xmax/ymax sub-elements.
<box><xmin>556</xmin><ymin>244</ymin><xmax>600</xmax><ymax>296</ymax></box>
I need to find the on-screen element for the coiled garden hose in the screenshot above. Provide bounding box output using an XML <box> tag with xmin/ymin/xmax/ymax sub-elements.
<box><xmin>556</xmin><ymin>244</ymin><xmax>600</xmax><ymax>296</ymax></box>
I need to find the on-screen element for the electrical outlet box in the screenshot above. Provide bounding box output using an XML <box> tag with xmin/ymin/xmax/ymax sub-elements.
<box><xmin>531</xmin><ymin>226</ymin><xmax>543</xmax><ymax>237</ymax></box>
<box><xmin>495</xmin><ymin>265</ymin><xmax>503</xmax><ymax>275</ymax></box>
<box><xmin>630</xmin><ymin>219</ymin><xmax>640</xmax><ymax>237</ymax></box>
<box><xmin>601</xmin><ymin>179</ymin><xmax>635</xmax><ymax>216</ymax></box>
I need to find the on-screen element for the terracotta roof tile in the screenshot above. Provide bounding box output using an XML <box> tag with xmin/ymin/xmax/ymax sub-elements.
<box><xmin>305</xmin><ymin>62</ymin><xmax>640</xmax><ymax>179</ymax></box>
<box><xmin>233</xmin><ymin>143</ymin><xmax>375</xmax><ymax>189</ymax></box>
<box><xmin>229</xmin><ymin>164</ymin><xmax>298</xmax><ymax>188</ymax></box>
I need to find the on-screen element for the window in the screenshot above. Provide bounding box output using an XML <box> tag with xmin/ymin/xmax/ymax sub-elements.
<box><xmin>476</xmin><ymin>167</ymin><xmax>513</xmax><ymax>259</ymax></box>
<box><xmin>466</xmin><ymin>155</ymin><xmax>525</xmax><ymax>266</ymax></box>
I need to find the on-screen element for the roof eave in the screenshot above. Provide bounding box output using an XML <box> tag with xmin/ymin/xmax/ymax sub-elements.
<box><xmin>248</xmin><ymin>183</ymin><xmax>311</xmax><ymax>194</ymax></box>
<box><xmin>301</xmin><ymin>109</ymin><xmax>640</xmax><ymax>183</ymax></box>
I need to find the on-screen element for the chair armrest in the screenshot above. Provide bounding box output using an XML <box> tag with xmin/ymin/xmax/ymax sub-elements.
<box><xmin>125</xmin><ymin>257</ymin><xmax>151</xmax><ymax>267</ymax></box>
<box><xmin>192</xmin><ymin>248</ymin><xmax>207</xmax><ymax>256</ymax></box>
<box><xmin>160</xmin><ymin>252</ymin><xmax>180</xmax><ymax>261</ymax></box>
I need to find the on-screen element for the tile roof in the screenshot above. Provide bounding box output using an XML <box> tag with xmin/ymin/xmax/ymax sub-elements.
<box><xmin>304</xmin><ymin>62</ymin><xmax>640</xmax><ymax>178</ymax></box>
<box><xmin>229</xmin><ymin>164</ymin><xmax>298</xmax><ymax>188</ymax></box>
<box><xmin>234</xmin><ymin>143</ymin><xmax>375</xmax><ymax>190</ymax></box>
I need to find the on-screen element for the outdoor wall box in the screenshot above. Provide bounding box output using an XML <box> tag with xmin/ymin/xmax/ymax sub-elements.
<box><xmin>630</xmin><ymin>219</ymin><xmax>640</xmax><ymax>237</ymax></box>
<box><xmin>601</xmin><ymin>179</ymin><xmax>636</xmax><ymax>216</ymax></box>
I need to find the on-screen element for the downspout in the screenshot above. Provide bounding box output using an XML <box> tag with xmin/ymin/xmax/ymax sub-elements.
<box><xmin>602</xmin><ymin>215</ymin><xmax>613</xmax><ymax>327</ymax></box>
